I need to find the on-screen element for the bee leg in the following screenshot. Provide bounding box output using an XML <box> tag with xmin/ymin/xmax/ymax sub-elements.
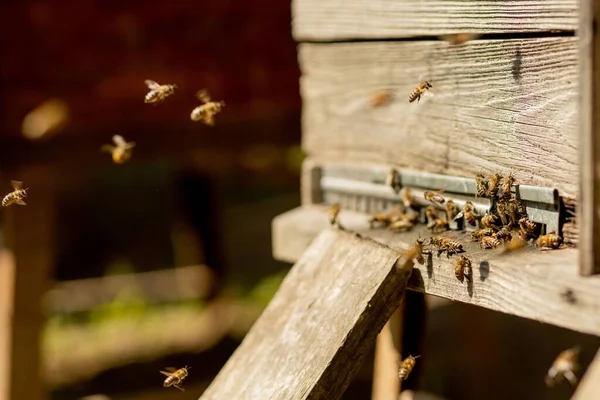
<box><xmin>174</xmin><ymin>384</ymin><xmax>185</xmax><ymax>392</ymax></box>
<box><xmin>564</xmin><ymin>371</ymin><xmax>578</xmax><ymax>386</ymax></box>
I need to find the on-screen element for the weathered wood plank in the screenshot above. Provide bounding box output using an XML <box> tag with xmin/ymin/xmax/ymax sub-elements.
<box><xmin>200</xmin><ymin>229</ymin><xmax>413</xmax><ymax>400</ymax></box>
<box><xmin>272</xmin><ymin>206</ymin><xmax>600</xmax><ymax>336</ymax></box>
<box><xmin>300</xmin><ymin>38</ymin><xmax>578</xmax><ymax>197</ymax></box>
<box><xmin>571</xmin><ymin>348</ymin><xmax>600</xmax><ymax>400</ymax></box>
<box><xmin>293</xmin><ymin>0</ymin><xmax>578</xmax><ymax>40</ymax></box>
<box><xmin>578</xmin><ymin>0</ymin><xmax>600</xmax><ymax>274</ymax></box>
<box><xmin>372</xmin><ymin>309</ymin><xmax>403</xmax><ymax>400</ymax></box>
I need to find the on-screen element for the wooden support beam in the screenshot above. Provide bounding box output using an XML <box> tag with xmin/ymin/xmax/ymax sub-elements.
<box><xmin>200</xmin><ymin>229</ymin><xmax>413</xmax><ymax>400</ymax></box>
<box><xmin>272</xmin><ymin>206</ymin><xmax>600</xmax><ymax>336</ymax></box>
<box><xmin>571</xmin><ymin>348</ymin><xmax>600</xmax><ymax>399</ymax></box>
<box><xmin>579</xmin><ymin>0</ymin><xmax>600</xmax><ymax>274</ymax></box>
<box><xmin>372</xmin><ymin>308</ymin><xmax>402</xmax><ymax>400</ymax></box>
<box><xmin>0</xmin><ymin>167</ymin><xmax>56</xmax><ymax>400</ymax></box>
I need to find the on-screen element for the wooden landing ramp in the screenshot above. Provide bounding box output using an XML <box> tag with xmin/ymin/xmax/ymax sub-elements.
<box><xmin>199</xmin><ymin>229</ymin><xmax>414</xmax><ymax>400</ymax></box>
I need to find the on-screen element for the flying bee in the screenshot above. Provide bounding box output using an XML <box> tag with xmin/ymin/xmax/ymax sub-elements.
<box><xmin>424</xmin><ymin>190</ymin><xmax>445</xmax><ymax>205</ymax></box>
<box><xmin>430</xmin><ymin>236</ymin><xmax>465</xmax><ymax>257</ymax></box>
<box><xmin>508</xmin><ymin>198</ymin><xmax>522</xmax><ymax>226</ymax></box>
<box><xmin>428</xmin><ymin>218</ymin><xmax>449</xmax><ymax>233</ymax></box>
<box><xmin>402</xmin><ymin>188</ymin><xmax>415</xmax><ymax>209</ymax></box>
<box><xmin>425</xmin><ymin>205</ymin><xmax>438</xmax><ymax>222</ymax></box>
<box><xmin>471</xmin><ymin>227</ymin><xmax>495</xmax><ymax>241</ymax></box>
<box><xmin>2</xmin><ymin>180</ymin><xmax>28</xmax><ymax>207</ymax></box>
<box><xmin>439</xmin><ymin>32</ymin><xmax>482</xmax><ymax>45</ymax></box>
<box><xmin>371</xmin><ymin>89</ymin><xmax>393</xmax><ymax>107</ymax></box>
<box><xmin>445</xmin><ymin>200</ymin><xmax>458</xmax><ymax>221</ymax></box>
<box><xmin>399</xmin><ymin>246</ymin><xmax>418</xmax><ymax>270</ymax></box>
<box><xmin>101</xmin><ymin>135</ymin><xmax>135</xmax><ymax>164</ymax></box>
<box><xmin>144</xmin><ymin>80</ymin><xmax>177</xmax><ymax>104</ymax></box>
<box><xmin>414</xmin><ymin>236</ymin><xmax>426</xmax><ymax>265</ymax></box>
<box><xmin>480</xmin><ymin>235</ymin><xmax>501</xmax><ymax>249</ymax></box>
<box><xmin>496</xmin><ymin>200</ymin><xmax>509</xmax><ymax>226</ymax></box>
<box><xmin>160</xmin><ymin>366</ymin><xmax>191</xmax><ymax>392</ymax></box>
<box><xmin>408</xmin><ymin>80</ymin><xmax>433</xmax><ymax>103</ymax></box>
<box><xmin>502</xmin><ymin>173</ymin><xmax>516</xmax><ymax>199</ymax></box>
<box><xmin>386</xmin><ymin>168</ymin><xmax>400</xmax><ymax>192</ymax></box>
<box><xmin>481</xmin><ymin>213</ymin><xmax>500</xmax><ymax>230</ymax></box>
<box><xmin>475</xmin><ymin>174</ymin><xmax>488</xmax><ymax>198</ymax></box>
<box><xmin>518</xmin><ymin>217</ymin><xmax>537</xmax><ymax>239</ymax></box>
<box><xmin>455</xmin><ymin>255</ymin><xmax>472</xmax><ymax>283</ymax></box>
<box><xmin>545</xmin><ymin>346</ymin><xmax>580</xmax><ymax>387</ymax></box>
<box><xmin>487</xmin><ymin>173</ymin><xmax>502</xmax><ymax>198</ymax></box>
<box><xmin>398</xmin><ymin>355</ymin><xmax>421</xmax><ymax>381</ymax></box>
<box><xmin>190</xmin><ymin>89</ymin><xmax>225</xmax><ymax>126</ymax></box>
<box><xmin>328</xmin><ymin>203</ymin><xmax>341</xmax><ymax>226</ymax></box>
<box><xmin>499</xmin><ymin>234</ymin><xmax>528</xmax><ymax>254</ymax></box>
<box><xmin>494</xmin><ymin>226</ymin><xmax>513</xmax><ymax>242</ymax></box>
<box><xmin>536</xmin><ymin>232</ymin><xmax>563</xmax><ymax>249</ymax></box>
<box><xmin>389</xmin><ymin>219</ymin><xmax>414</xmax><ymax>232</ymax></box>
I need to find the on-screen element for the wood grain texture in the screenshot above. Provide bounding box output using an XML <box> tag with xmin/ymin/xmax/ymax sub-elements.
<box><xmin>571</xmin><ymin>348</ymin><xmax>600</xmax><ymax>400</ymax></box>
<box><xmin>200</xmin><ymin>229</ymin><xmax>413</xmax><ymax>400</ymax></box>
<box><xmin>272</xmin><ymin>206</ymin><xmax>600</xmax><ymax>336</ymax></box>
<box><xmin>300</xmin><ymin>38</ymin><xmax>579</xmax><ymax>197</ymax></box>
<box><xmin>293</xmin><ymin>0</ymin><xmax>577</xmax><ymax>40</ymax></box>
<box><xmin>578</xmin><ymin>0</ymin><xmax>600</xmax><ymax>274</ymax></box>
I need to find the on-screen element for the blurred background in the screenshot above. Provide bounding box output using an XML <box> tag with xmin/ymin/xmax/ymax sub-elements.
<box><xmin>0</xmin><ymin>1</ymin><xmax>598</xmax><ymax>400</ymax></box>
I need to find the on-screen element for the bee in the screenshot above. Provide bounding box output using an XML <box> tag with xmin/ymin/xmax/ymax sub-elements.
<box><xmin>480</xmin><ymin>235</ymin><xmax>501</xmax><ymax>249</ymax></box>
<box><xmin>160</xmin><ymin>366</ymin><xmax>191</xmax><ymax>392</ymax></box>
<box><xmin>328</xmin><ymin>203</ymin><xmax>341</xmax><ymax>226</ymax></box>
<box><xmin>458</xmin><ymin>201</ymin><xmax>480</xmax><ymax>226</ymax></box>
<box><xmin>401</xmin><ymin>210</ymin><xmax>420</xmax><ymax>223</ymax></box>
<box><xmin>101</xmin><ymin>134</ymin><xmax>135</xmax><ymax>164</ymax></box>
<box><xmin>502</xmin><ymin>173</ymin><xmax>516</xmax><ymax>199</ymax></box>
<box><xmin>386</xmin><ymin>168</ymin><xmax>400</xmax><ymax>192</ymax></box>
<box><xmin>499</xmin><ymin>235</ymin><xmax>528</xmax><ymax>254</ymax></box>
<box><xmin>424</xmin><ymin>190</ymin><xmax>445</xmax><ymax>205</ymax></box>
<box><xmin>487</xmin><ymin>173</ymin><xmax>502</xmax><ymax>198</ymax></box>
<box><xmin>190</xmin><ymin>89</ymin><xmax>225</xmax><ymax>126</ymax></box>
<box><xmin>402</xmin><ymin>188</ymin><xmax>415</xmax><ymax>209</ymax></box>
<box><xmin>398</xmin><ymin>355</ymin><xmax>421</xmax><ymax>381</ymax></box>
<box><xmin>144</xmin><ymin>80</ymin><xmax>177</xmax><ymax>104</ymax></box>
<box><xmin>480</xmin><ymin>213</ymin><xmax>500</xmax><ymax>230</ymax></box>
<box><xmin>455</xmin><ymin>255</ymin><xmax>472</xmax><ymax>283</ymax></box>
<box><xmin>445</xmin><ymin>200</ymin><xmax>458</xmax><ymax>221</ymax></box>
<box><xmin>536</xmin><ymin>232</ymin><xmax>563</xmax><ymax>249</ymax></box>
<box><xmin>414</xmin><ymin>236</ymin><xmax>426</xmax><ymax>265</ymax></box>
<box><xmin>408</xmin><ymin>81</ymin><xmax>433</xmax><ymax>103</ymax></box>
<box><xmin>475</xmin><ymin>174</ymin><xmax>488</xmax><ymax>198</ymax></box>
<box><xmin>545</xmin><ymin>346</ymin><xmax>580</xmax><ymax>387</ymax></box>
<box><xmin>508</xmin><ymin>198</ymin><xmax>522</xmax><ymax>226</ymax></box>
<box><xmin>428</xmin><ymin>218</ymin><xmax>449</xmax><ymax>233</ymax></box>
<box><xmin>471</xmin><ymin>227</ymin><xmax>495</xmax><ymax>241</ymax></box>
<box><xmin>371</xmin><ymin>89</ymin><xmax>393</xmax><ymax>107</ymax></box>
<box><xmin>430</xmin><ymin>236</ymin><xmax>464</xmax><ymax>257</ymax></box>
<box><xmin>496</xmin><ymin>200</ymin><xmax>509</xmax><ymax>226</ymax></box>
<box><xmin>494</xmin><ymin>226</ymin><xmax>513</xmax><ymax>242</ymax></box>
<box><xmin>369</xmin><ymin>207</ymin><xmax>402</xmax><ymax>228</ymax></box>
<box><xmin>425</xmin><ymin>205</ymin><xmax>438</xmax><ymax>222</ymax></box>
<box><xmin>518</xmin><ymin>217</ymin><xmax>537</xmax><ymax>239</ymax></box>
<box><xmin>2</xmin><ymin>180</ymin><xmax>28</xmax><ymax>207</ymax></box>
<box><xmin>439</xmin><ymin>32</ymin><xmax>482</xmax><ymax>45</ymax></box>
<box><xmin>389</xmin><ymin>219</ymin><xmax>414</xmax><ymax>231</ymax></box>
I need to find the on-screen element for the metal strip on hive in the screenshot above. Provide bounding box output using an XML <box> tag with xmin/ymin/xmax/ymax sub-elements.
<box><xmin>316</xmin><ymin>163</ymin><xmax>561</xmax><ymax>233</ymax></box>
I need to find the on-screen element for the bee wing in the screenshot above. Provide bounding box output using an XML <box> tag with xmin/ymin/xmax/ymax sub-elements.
<box><xmin>203</xmin><ymin>114</ymin><xmax>215</xmax><ymax>126</ymax></box>
<box><xmin>100</xmin><ymin>144</ymin><xmax>115</xmax><ymax>153</ymax></box>
<box><xmin>125</xmin><ymin>141</ymin><xmax>136</xmax><ymax>149</ymax></box>
<box><xmin>196</xmin><ymin>89</ymin><xmax>211</xmax><ymax>103</ymax></box>
<box><xmin>145</xmin><ymin>80</ymin><xmax>159</xmax><ymax>89</ymax></box>
<box><xmin>453</xmin><ymin>210</ymin><xmax>464</xmax><ymax>221</ymax></box>
<box><xmin>16</xmin><ymin>199</ymin><xmax>26</xmax><ymax>206</ymax></box>
<box><xmin>112</xmin><ymin>135</ymin><xmax>127</xmax><ymax>147</ymax></box>
<box><xmin>10</xmin><ymin>180</ymin><xmax>23</xmax><ymax>190</ymax></box>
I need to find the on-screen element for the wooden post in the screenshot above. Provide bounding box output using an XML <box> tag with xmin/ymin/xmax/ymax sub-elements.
<box><xmin>571</xmin><ymin>348</ymin><xmax>600</xmax><ymax>400</ymax></box>
<box><xmin>0</xmin><ymin>167</ymin><xmax>55</xmax><ymax>400</ymax></box>
<box><xmin>372</xmin><ymin>308</ymin><xmax>403</xmax><ymax>400</ymax></box>
<box><xmin>579</xmin><ymin>0</ymin><xmax>600</xmax><ymax>275</ymax></box>
<box><xmin>200</xmin><ymin>229</ymin><xmax>414</xmax><ymax>400</ymax></box>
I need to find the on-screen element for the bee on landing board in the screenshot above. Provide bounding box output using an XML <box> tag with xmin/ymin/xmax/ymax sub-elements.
<box><xmin>190</xmin><ymin>89</ymin><xmax>225</xmax><ymax>126</ymax></box>
<box><xmin>455</xmin><ymin>201</ymin><xmax>480</xmax><ymax>226</ymax></box>
<box><xmin>2</xmin><ymin>180</ymin><xmax>28</xmax><ymax>207</ymax></box>
<box><xmin>518</xmin><ymin>217</ymin><xmax>537</xmax><ymax>239</ymax></box>
<box><xmin>455</xmin><ymin>255</ymin><xmax>472</xmax><ymax>283</ymax></box>
<box><xmin>475</xmin><ymin>174</ymin><xmax>488</xmax><ymax>198</ymax></box>
<box><xmin>144</xmin><ymin>80</ymin><xmax>177</xmax><ymax>104</ymax></box>
<box><xmin>480</xmin><ymin>235</ymin><xmax>501</xmax><ymax>249</ymax></box>
<box><xmin>470</xmin><ymin>227</ymin><xmax>495</xmax><ymax>241</ymax></box>
<box><xmin>501</xmin><ymin>173</ymin><xmax>516</xmax><ymax>200</ymax></box>
<box><xmin>430</xmin><ymin>237</ymin><xmax>465</xmax><ymax>258</ymax></box>
<box><xmin>101</xmin><ymin>135</ymin><xmax>135</xmax><ymax>164</ymax></box>
<box><xmin>408</xmin><ymin>81</ymin><xmax>433</xmax><ymax>103</ymax></box>
<box><xmin>160</xmin><ymin>366</ymin><xmax>191</xmax><ymax>392</ymax></box>
<box><xmin>328</xmin><ymin>203</ymin><xmax>341</xmax><ymax>227</ymax></box>
<box><xmin>402</xmin><ymin>188</ymin><xmax>415</xmax><ymax>209</ymax></box>
<box><xmin>496</xmin><ymin>200</ymin><xmax>509</xmax><ymax>226</ymax></box>
<box><xmin>486</xmin><ymin>173</ymin><xmax>502</xmax><ymax>199</ymax></box>
<box><xmin>424</xmin><ymin>190</ymin><xmax>445</xmax><ymax>205</ymax></box>
<box><xmin>536</xmin><ymin>232</ymin><xmax>563</xmax><ymax>250</ymax></box>
<box><xmin>398</xmin><ymin>355</ymin><xmax>421</xmax><ymax>381</ymax></box>
<box><xmin>545</xmin><ymin>346</ymin><xmax>580</xmax><ymax>387</ymax></box>
<box><xmin>445</xmin><ymin>200</ymin><xmax>458</xmax><ymax>222</ymax></box>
